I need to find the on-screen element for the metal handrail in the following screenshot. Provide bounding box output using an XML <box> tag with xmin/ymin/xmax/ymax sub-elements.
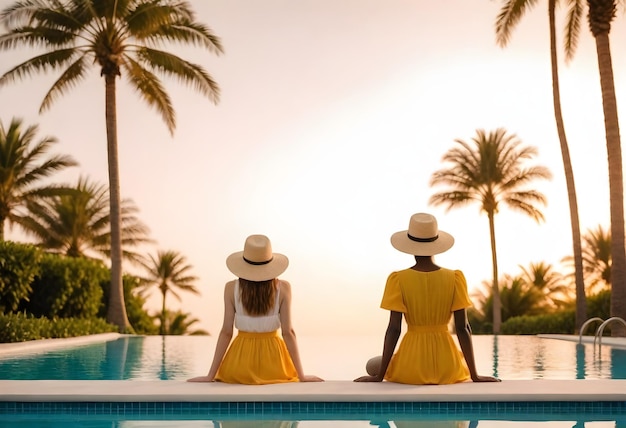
<box><xmin>579</xmin><ymin>317</ymin><xmax>604</xmax><ymax>344</ymax></box>
<box><xmin>594</xmin><ymin>317</ymin><xmax>626</xmax><ymax>347</ymax></box>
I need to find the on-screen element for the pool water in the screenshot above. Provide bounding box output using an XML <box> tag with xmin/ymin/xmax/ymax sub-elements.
<box><xmin>1</xmin><ymin>335</ymin><xmax>626</xmax><ymax>427</ymax></box>
<box><xmin>0</xmin><ymin>335</ymin><xmax>625</xmax><ymax>380</ymax></box>
<box><xmin>1</xmin><ymin>401</ymin><xmax>626</xmax><ymax>427</ymax></box>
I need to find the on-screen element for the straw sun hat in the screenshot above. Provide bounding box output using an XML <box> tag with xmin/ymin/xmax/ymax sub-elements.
<box><xmin>390</xmin><ymin>213</ymin><xmax>454</xmax><ymax>256</ymax></box>
<box><xmin>226</xmin><ymin>234</ymin><xmax>289</xmax><ymax>281</ymax></box>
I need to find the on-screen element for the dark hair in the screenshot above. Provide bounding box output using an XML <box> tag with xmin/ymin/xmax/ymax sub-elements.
<box><xmin>239</xmin><ymin>278</ymin><xmax>277</xmax><ymax>315</ymax></box>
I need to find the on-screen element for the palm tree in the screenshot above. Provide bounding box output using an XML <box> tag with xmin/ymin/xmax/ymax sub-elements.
<box><xmin>519</xmin><ymin>261</ymin><xmax>570</xmax><ymax>309</ymax></box>
<box><xmin>0</xmin><ymin>1</ymin><xmax>223</xmax><ymax>330</ymax></box>
<box><xmin>495</xmin><ymin>0</ymin><xmax>587</xmax><ymax>332</ymax></box>
<box><xmin>586</xmin><ymin>0</ymin><xmax>626</xmax><ymax>336</ymax></box>
<box><xmin>0</xmin><ymin>117</ymin><xmax>77</xmax><ymax>241</ymax></box>
<box><xmin>429</xmin><ymin>128</ymin><xmax>551</xmax><ymax>334</ymax></box>
<box><xmin>161</xmin><ymin>310</ymin><xmax>209</xmax><ymax>335</ymax></box>
<box><xmin>21</xmin><ymin>176</ymin><xmax>152</xmax><ymax>263</ymax></box>
<box><xmin>581</xmin><ymin>225</ymin><xmax>611</xmax><ymax>293</ymax></box>
<box><xmin>139</xmin><ymin>250</ymin><xmax>200</xmax><ymax>335</ymax></box>
<box><xmin>474</xmin><ymin>275</ymin><xmax>546</xmax><ymax>324</ymax></box>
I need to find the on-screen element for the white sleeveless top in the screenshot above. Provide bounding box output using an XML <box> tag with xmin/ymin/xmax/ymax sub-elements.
<box><xmin>234</xmin><ymin>279</ymin><xmax>281</xmax><ymax>332</ymax></box>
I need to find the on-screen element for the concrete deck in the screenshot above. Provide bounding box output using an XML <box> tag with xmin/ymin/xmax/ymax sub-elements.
<box><xmin>1</xmin><ymin>334</ymin><xmax>625</xmax><ymax>403</ymax></box>
<box><xmin>1</xmin><ymin>379</ymin><xmax>626</xmax><ymax>403</ymax></box>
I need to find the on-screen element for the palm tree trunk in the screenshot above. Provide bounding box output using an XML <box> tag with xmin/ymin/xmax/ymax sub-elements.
<box><xmin>488</xmin><ymin>210</ymin><xmax>501</xmax><ymax>334</ymax></box>
<box><xmin>104</xmin><ymin>74</ymin><xmax>130</xmax><ymax>331</ymax></box>
<box><xmin>548</xmin><ymin>0</ymin><xmax>587</xmax><ymax>332</ymax></box>
<box><xmin>592</xmin><ymin>32</ymin><xmax>626</xmax><ymax>336</ymax></box>
<box><xmin>161</xmin><ymin>289</ymin><xmax>167</xmax><ymax>336</ymax></box>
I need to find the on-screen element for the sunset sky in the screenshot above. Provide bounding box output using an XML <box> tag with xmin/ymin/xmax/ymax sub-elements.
<box><xmin>1</xmin><ymin>1</ymin><xmax>625</xmax><ymax>336</ymax></box>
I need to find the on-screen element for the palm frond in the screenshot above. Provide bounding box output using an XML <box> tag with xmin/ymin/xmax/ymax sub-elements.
<box><xmin>495</xmin><ymin>0</ymin><xmax>540</xmax><ymax>47</ymax></box>
<box><xmin>123</xmin><ymin>55</ymin><xmax>175</xmax><ymax>133</ymax></box>
<box><xmin>137</xmin><ymin>47</ymin><xmax>220</xmax><ymax>103</ymax></box>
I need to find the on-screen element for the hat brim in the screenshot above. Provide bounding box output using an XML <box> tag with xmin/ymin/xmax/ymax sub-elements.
<box><xmin>390</xmin><ymin>230</ymin><xmax>454</xmax><ymax>256</ymax></box>
<box><xmin>226</xmin><ymin>252</ymin><xmax>289</xmax><ymax>281</ymax></box>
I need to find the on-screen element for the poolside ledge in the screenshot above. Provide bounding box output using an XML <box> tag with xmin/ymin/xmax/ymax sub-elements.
<box><xmin>1</xmin><ymin>379</ymin><xmax>626</xmax><ymax>403</ymax></box>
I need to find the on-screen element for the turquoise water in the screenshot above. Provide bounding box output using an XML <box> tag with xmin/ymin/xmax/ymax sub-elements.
<box><xmin>0</xmin><ymin>335</ymin><xmax>625</xmax><ymax>380</ymax></box>
<box><xmin>1</xmin><ymin>335</ymin><xmax>626</xmax><ymax>426</ymax></box>
<box><xmin>1</xmin><ymin>401</ymin><xmax>626</xmax><ymax>427</ymax></box>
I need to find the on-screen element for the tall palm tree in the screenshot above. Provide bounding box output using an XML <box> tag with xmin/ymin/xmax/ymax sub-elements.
<box><xmin>495</xmin><ymin>0</ymin><xmax>587</xmax><ymax>332</ymax></box>
<box><xmin>0</xmin><ymin>117</ymin><xmax>77</xmax><ymax>241</ymax></box>
<box><xmin>21</xmin><ymin>176</ymin><xmax>152</xmax><ymax>263</ymax></box>
<box><xmin>0</xmin><ymin>1</ymin><xmax>223</xmax><ymax>330</ymax></box>
<box><xmin>586</xmin><ymin>0</ymin><xmax>626</xmax><ymax>336</ymax></box>
<box><xmin>429</xmin><ymin>128</ymin><xmax>551</xmax><ymax>334</ymax></box>
<box><xmin>139</xmin><ymin>250</ymin><xmax>200</xmax><ymax>335</ymax></box>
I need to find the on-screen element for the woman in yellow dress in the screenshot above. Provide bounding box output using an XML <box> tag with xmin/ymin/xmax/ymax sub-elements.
<box><xmin>355</xmin><ymin>213</ymin><xmax>500</xmax><ymax>385</ymax></box>
<box><xmin>188</xmin><ymin>234</ymin><xmax>323</xmax><ymax>384</ymax></box>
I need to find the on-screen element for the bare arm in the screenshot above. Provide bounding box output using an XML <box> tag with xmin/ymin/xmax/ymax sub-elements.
<box><xmin>354</xmin><ymin>310</ymin><xmax>402</xmax><ymax>382</ymax></box>
<box><xmin>187</xmin><ymin>281</ymin><xmax>235</xmax><ymax>382</ymax></box>
<box><xmin>454</xmin><ymin>308</ymin><xmax>500</xmax><ymax>382</ymax></box>
<box><xmin>279</xmin><ymin>280</ymin><xmax>323</xmax><ymax>382</ymax></box>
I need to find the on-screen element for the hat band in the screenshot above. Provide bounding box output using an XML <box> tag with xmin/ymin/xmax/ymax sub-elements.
<box><xmin>408</xmin><ymin>233</ymin><xmax>438</xmax><ymax>243</ymax></box>
<box><xmin>243</xmin><ymin>256</ymin><xmax>273</xmax><ymax>266</ymax></box>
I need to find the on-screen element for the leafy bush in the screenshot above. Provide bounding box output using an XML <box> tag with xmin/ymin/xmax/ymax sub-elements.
<box><xmin>587</xmin><ymin>289</ymin><xmax>610</xmax><ymax>319</ymax></box>
<box><xmin>0</xmin><ymin>242</ymin><xmax>42</xmax><ymax>312</ymax></box>
<box><xmin>501</xmin><ymin>310</ymin><xmax>575</xmax><ymax>335</ymax></box>
<box><xmin>24</xmin><ymin>254</ymin><xmax>109</xmax><ymax>318</ymax></box>
<box><xmin>467</xmin><ymin>307</ymin><xmax>492</xmax><ymax>334</ymax></box>
<box><xmin>0</xmin><ymin>312</ymin><xmax>117</xmax><ymax>342</ymax></box>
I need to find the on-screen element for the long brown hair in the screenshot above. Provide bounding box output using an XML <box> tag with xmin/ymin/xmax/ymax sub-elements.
<box><xmin>239</xmin><ymin>278</ymin><xmax>277</xmax><ymax>315</ymax></box>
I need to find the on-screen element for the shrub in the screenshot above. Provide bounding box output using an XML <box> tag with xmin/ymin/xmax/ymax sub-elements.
<box><xmin>0</xmin><ymin>312</ymin><xmax>117</xmax><ymax>342</ymax></box>
<box><xmin>0</xmin><ymin>241</ymin><xmax>41</xmax><ymax>312</ymax></box>
<box><xmin>99</xmin><ymin>274</ymin><xmax>157</xmax><ymax>335</ymax></box>
<box><xmin>587</xmin><ymin>289</ymin><xmax>611</xmax><ymax>319</ymax></box>
<box><xmin>501</xmin><ymin>310</ymin><xmax>575</xmax><ymax>335</ymax></box>
<box><xmin>25</xmin><ymin>254</ymin><xmax>109</xmax><ymax>319</ymax></box>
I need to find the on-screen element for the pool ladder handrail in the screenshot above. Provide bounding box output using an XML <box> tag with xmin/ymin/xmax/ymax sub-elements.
<box><xmin>594</xmin><ymin>316</ymin><xmax>626</xmax><ymax>347</ymax></box>
<box><xmin>578</xmin><ymin>317</ymin><xmax>603</xmax><ymax>344</ymax></box>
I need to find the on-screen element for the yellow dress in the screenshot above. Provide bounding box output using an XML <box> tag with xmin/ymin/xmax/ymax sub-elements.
<box><xmin>215</xmin><ymin>280</ymin><xmax>298</xmax><ymax>384</ymax></box>
<box><xmin>381</xmin><ymin>268</ymin><xmax>472</xmax><ymax>384</ymax></box>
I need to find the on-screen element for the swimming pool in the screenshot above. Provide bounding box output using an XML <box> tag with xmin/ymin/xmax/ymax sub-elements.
<box><xmin>0</xmin><ymin>334</ymin><xmax>624</xmax><ymax>380</ymax></box>
<box><xmin>1</xmin><ymin>334</ymin><xmax>625</xmax><ymax>427</ymax></box>
<box><xmin>1</xmin><ymin>400</ymin><xmax>626</xmax><ymax>427</ymax></box>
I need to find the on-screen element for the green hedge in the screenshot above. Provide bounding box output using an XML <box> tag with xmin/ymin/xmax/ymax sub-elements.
<box><xmin>501</xmin><ymin>310</ymin><xmax>575</xmax><ymax>334</ymax></box>
<box><xmin>0</xmin><ymin>241</ymin><xmax>41</xmax><ymax>312</ymax></box>
<box><xmin>0</xmin><ymin>312</ymin><xmax>117</xmax><ymax>342</ymax></box>
<box><xmin>25</xmin><ymin>254</ymin><xmax>109</xmax><ymax>319</ymax></box>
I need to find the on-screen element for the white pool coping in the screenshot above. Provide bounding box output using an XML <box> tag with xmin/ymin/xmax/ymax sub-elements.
<box><xmin>1</xmin><ymin>334</ymin><xmax>625</xmax><ymax>403</ymax></box>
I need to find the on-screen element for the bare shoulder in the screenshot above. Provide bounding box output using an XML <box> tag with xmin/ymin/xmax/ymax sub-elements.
<box><xmin>278</xmin><ymin>279</ymin><xmax>292</xmax><ymax>295</ymax></box>
<box><xmin>223</xmin><ymin>280</ymin><xmax>236</xmax><ymax>299</ymax></box>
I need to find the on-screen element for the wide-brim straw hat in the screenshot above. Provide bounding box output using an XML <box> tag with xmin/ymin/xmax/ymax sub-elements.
<box><xmin>226</xmin><ymin>234</ymin><xmax>289</xmax><ymax>281</ymax></box>
<box><xmin>390</xmin><ymin>213</ymin><xmax>454</xmax><ymax>256</ymax></box>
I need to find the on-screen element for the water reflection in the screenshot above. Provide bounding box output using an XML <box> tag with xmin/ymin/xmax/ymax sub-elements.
<box><xmin>611</xmin><ymin>347</ymin><xmax>626</xmax><ymax>379</ymax></box>
<box><xmin>491</xmin><ymin>335</ymin><xmax>499</xmax><ymax>379</ymax></box>
<box><xmin>576</xmin><ymin>343</ymin><xmax>586</xmax><ymax>379</ymax></box>
<box><xmin>4</xmin><ymin>417</ymin><xmax>626</xmax><ymax>427</ymax></box>
<box><xmin>1</xmin><ymin>335</ymin><xmax>626</xmax><ymax>380</ymax></box>
<box><xmin>214</xmin><ymin>422</ymin><xmax>298</xmax><ymax>428</ymax></box>
<box><xmin>378</xmin><ymin>421</ymin><xmax>476</xmax><ymax>427</ymax></box>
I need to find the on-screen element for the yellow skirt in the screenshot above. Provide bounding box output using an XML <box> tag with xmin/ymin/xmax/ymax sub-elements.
<box><xmin>215</xmin><ymin>330</ymin><xmax>298</xmax><ymax>384</ymax></box>
<box><xmin>385</xmin><ymin>325</ymin><xmax>470</xmax><ymax>385</ymax></box>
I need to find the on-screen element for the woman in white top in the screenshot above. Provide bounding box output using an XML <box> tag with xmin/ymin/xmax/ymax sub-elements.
<box><xmin>188</xmin><ymin>235</ymin><xmax>323</xmax><ymax>384</ymax></box>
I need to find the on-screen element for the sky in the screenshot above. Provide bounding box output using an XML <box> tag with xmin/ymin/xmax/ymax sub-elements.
<box><xmin>1</xmin><ymin>0</ymin><xmax>626</xmax><ymax>336</ymax></box>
